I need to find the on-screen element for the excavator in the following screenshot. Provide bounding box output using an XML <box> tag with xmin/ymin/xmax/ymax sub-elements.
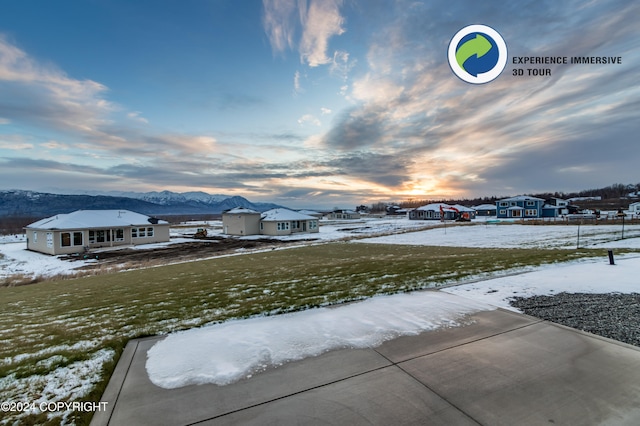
<box><xmin>439</xmin><ymin>205</ymin><xmax>471</xmax><ymax>222</ymax></box>
<box><xmin>194</xmin><ymin>228</ymin><xmax>208</xmax><ymax>238</ymax></box>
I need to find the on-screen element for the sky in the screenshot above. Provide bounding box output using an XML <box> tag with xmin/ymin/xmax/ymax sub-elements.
<box><xmin>0</xmin><ymin>0</ymin><xmax>638</xmax><ymax>209</ymax></box>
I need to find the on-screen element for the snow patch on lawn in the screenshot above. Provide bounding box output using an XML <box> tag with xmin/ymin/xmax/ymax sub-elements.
<box><xmin>442</xmin><ymin>256</ymin><xmax>640</xmax><ymax>311</ymax></box>
<box><xmin>146</xmin><ymin>291</ymin><xmax>494</xmax><ymax>388</ymax></box>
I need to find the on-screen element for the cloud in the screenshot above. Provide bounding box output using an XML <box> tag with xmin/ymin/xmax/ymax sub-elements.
<box><xmin>263</xmin><ymin>0</ymin><xmax>347</xmax><ymax>68</ymax></box>
<box><xmin>262</xmin><ymin>0</ymin><xmax>299</xmax><ymax>54</ymax></box>
<box><xmin>0</xmin><ymin>117</ymin><xmax>9</xmax><ymax>124</ymax></box>
<box><xmin>297</xmin><ymin>114</ymin><xmax>321</xmax><ymax>126</ymax></box>
<box><xmin>127</xmin><ymin>111</ymin><xmax>148</xmax><ymax>124</ymax></box>
<box><xmin>293</xmin><ymin>70</ymin><xmax>303</xmax><ymax>94</ymax></box>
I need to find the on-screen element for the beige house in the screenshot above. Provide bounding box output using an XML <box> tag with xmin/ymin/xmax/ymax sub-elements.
<box><xmin>25</xmin><ymin>210</ymin><xmax>170</xmax><ymax>255</ymax></box>
<box><xmin>260</xmin><ymin>209</ymin><xmax>319</xmax><ymax>236</ymax></box>
<box><xmin>222</xmin><ymin>208</ymin><xmax>319</xmax><ymax>236</ymax></box>
<box><xmin>221</xmin><ymin>207</ymin><xmax>261</xmax><ymax>236</ymax></box>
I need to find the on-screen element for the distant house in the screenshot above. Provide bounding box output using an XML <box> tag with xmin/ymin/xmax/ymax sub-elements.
<box><xmin>496</xmin><ymin>196</ymin><xmax>545</xmax><ymax>219</ymax></box>
<box><xmin>409</xmin><ymin>203</ymin><xmax>458</xmax><ymax>220</ymax></box>
<box><xmin>327</xmin><ymin>209</ymin><xmax>361</xmax><ymax>220</ymax></box>
<box><xmin>297</xmin><ymin>209</ymin><xmax>323</xmax><ymax>219</ymax></box>
<box><xmin>25</xmin><ymin>210</ymin><xmax>170</xmax><ymax>255</ymax></box>
<box><xmin>473</xmin><ymin>204</ymin><xmax>497</xmax><ymax>217</ymax></box>
<box><xmin>630</xmin><ymin>202</ymin><xmax>640</xmax><ymax>214</ymax></box>
<box><xmin>260</xmin><ymin>209</ymin><xmax>319</xmax><ymax>236</ymax></box>
<box><xmin>222</xmin><ymin>207</ymin><xmax>261</xmax><ymax>236</ymax></box>
<box><xmin>540</xmin><ymin>198</ymin><xmax>571</xmax><ymax>218</ymax></box>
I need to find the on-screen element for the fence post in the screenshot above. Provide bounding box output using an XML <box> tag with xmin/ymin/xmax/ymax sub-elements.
<box><xmin>608</xmin><ymin>250</ymin><xmax>615</xmax><ymax>265</ymax></box>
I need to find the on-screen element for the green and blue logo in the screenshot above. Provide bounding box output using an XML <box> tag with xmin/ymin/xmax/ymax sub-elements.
<box><xmin>448</xmin><ymin>24</ymin><xmax>507</xmax><ymax>84</ymax></box>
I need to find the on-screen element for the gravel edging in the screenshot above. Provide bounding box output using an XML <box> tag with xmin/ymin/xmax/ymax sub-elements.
<box><xmin>509</xmin><ymin>292</ymin><xmax>640</xmax><ymax>347</ymax></box>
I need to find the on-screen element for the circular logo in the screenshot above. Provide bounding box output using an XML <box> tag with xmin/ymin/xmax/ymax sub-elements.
<box><xmin>448</xmin><ymin>24</ymin><xmax>507</xmax><ymax>84</ymax></box>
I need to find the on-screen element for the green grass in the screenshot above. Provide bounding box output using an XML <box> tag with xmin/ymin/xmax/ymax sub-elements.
<box><xmin>0</xmin><ymin>242</ymin><xmax>609</xmax><ymax>424</ymax></box>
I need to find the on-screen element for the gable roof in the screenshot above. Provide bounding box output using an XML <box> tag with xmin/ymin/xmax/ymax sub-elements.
<box><xmin>261</xmin><ymin>208</ymin><xmax>316</xmax><ymax>221</ymax></box>
<box><xmin>498</xmin><ymin>195</ymin><xmax>545</xmax><ymax>202</ymax></box>
<box><xmin>416</xmin><ymin>203</ymin><xmax>457</xmax><ymax>212</ymax></box>
<box><xmin>473</xmin><ymin>204</ymin><xmax>497</xmax><ymax>210</ymax></box>
<box><xmin>223</xmin><ymin>207</ymin><xmax>260</xmax><ymax>215</ymax></box>
<box><xmin>26</xmin><ymin>210</ymin><xmax>167</xmax><ymax>230</ymax></box>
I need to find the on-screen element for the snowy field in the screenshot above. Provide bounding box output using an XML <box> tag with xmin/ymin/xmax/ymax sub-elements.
<box><xmin>0</xmin><ymin>216</ymin><xmax>435</xmax><ymax>282</ymax></box>
<box><xmin>2</xmin><ymin>217</ymin><xmax>640</xmax><ymax>424</ymax></box>
<box><xmin>1</xmin><ymin>217</ymin><xmax>638</xmax><ymax>283</ymax></box>
<box><xmin>146</xmin><ymin>255</ymin><xmax>640</xmax><ymax>389</ymax></box>
<box><xmin>354</xmin><ymin>222</ymin><xmax>640</xmax><ymax>249</ymax></box>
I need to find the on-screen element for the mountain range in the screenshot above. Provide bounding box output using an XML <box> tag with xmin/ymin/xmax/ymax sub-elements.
<box><xmin>0</xmin><ymin>190</ymin><xmax>284</xmax><ymax>218</ymax></box>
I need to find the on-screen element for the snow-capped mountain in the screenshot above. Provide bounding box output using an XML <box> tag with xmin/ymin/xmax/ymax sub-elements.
<box><xmin>0</xmin><ymin>189</ymin><xmax>284</xmax><ymax>217</ymax></box>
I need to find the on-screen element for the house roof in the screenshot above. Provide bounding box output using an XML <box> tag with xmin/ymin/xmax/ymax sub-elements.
<box><xmin>26</xmin><ymin>210</ymin><xmax>168</xmax><ymax>230</ymax></box>
<box><xmin>416</xmin><ymin>203</ymin><xmax>457</xmax><ymax>212</ymax></box>
<box><xmin>297</xmin><ymin>209</ymin><xmax>321</xmax><ymax>216</ymax></box>
<box><xmin>451</xmin><ymin>204</ymin><xmax>476</xmax><ymax>212</ymax></box>
<box><xmin>473</xmin><ymin>204</ymin><xmax>497</xmax><ymax>210</ymax></box>
<box><xmin>224</xmin><ymin>207</ymin><xmax>260</xmax><ymax>215</ymax></box>
<box><xmin>261</xmin><ymin>208</ymin><xmax>316</xmax><ymax>221</ymax></box>
<box><xmin>499</xmin><ymin>195</ymin><xmax>545</xmax><ymax>202</ymax></box>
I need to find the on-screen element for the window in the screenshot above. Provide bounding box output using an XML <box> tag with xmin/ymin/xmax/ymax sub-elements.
<box><xmin>46</xmin><ymin>232</ymin><xmax>53</xmax><ymax>248</ymax></box>
<box><xmin>147</xmin><ymin>227</ymin><xmax>154</xmax><ymax>237</ymax></box>
<box><xmin>96</xmin><ymin>230</ymin><xmax>107</xmax><ymax>243</ymax></box>
<box><xmin>511</xmin><ymin>210</ymin><xmax>522</xmax><ymax>217</ymax></box>
<box><xmin>260</xmin><ymin>222</ymin><xmax>264</xmax><ymax>230</ymax></box>
<box><xmin>115</xmin><ymin>229</ymin><xmax>124</xmax><ymax>241</ymax></box>
<box><xmin>138</xmin><ymin>227</ymin><xmax>146</xmax><ymax>237</ymax></box>
<box><xmin>131</xmin><ymin>228</ymin><xmax>137</xmax><ymax>238</ymax></box>
<box><xmin>89</xmin><ymin>230</ymin><xmax>96</xmax><ymax>243</ymax></box>
<box><xmin>277</xmin><ymin>222</ymin><xmax>290</xmax><ymax>231</ymax></box>
<box><xmin>499</xmin><ymin>202</ymin><xmax>508</xmax><ymax>207</ymax></box>
<box><xmin>526</xmin><ymin>201</ymin><xmax>535</xmax><ymax>207</ymax></box>
<box><xmin>61</xmin><ymin>233</ymin><xmax>71</xmax><ymax>247</ymax></box>
<box><xmin>73</xmin><ymin>232</ymin><xmax>83</xmax><ymax>246</ymax></box>
<box><xmin>33</xmin><ymin>231</ymin><xmax>38</xmax><ymax>243</ymax></box>
<box><xmin>309</xmin><ymin>220</ymin><xmax>317</xmax><ymax>229</ymax></box>
<box><xmin>499</xmin><ymin>209</ymin><xmax>506</xmax><ymax>215</ymax></box>
<box><xmin>525</xmin><ymin>209</ymin><xmax>538</xmax><ymax>216</ymax></box>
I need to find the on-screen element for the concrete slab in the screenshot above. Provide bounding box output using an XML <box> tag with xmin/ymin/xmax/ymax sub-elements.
<box><xmin>92</xmin><ymin>306</ymin><xmax>640</xmax><ymax>426</ymax></box>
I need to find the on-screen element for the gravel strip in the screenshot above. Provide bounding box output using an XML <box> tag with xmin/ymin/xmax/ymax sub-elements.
<box><xmin>509</xmin><ymin>293</ymin><xmax>640</xmax><ymax>347</ymax></box>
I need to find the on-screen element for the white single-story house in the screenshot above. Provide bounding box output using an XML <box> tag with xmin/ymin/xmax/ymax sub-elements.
<box><xmin>327</xmin><ymin>209</ymin><xmax>361</xmax><ymax>220</ymax></box>
<box><xmin>222</xmin><ymin>208</ymin><xmax>320</xmax><ymax>236</ymax></box>
<box><xmin>221</xmin><ymin>207</ymin><xmax>261</xmax><ymax>236</ymax></box>
<box><xmin>25</xmin><ymin>210</ymin><xmax>170</xmax><ymax>255</ymax></box>
<box><xmin>260</xmin><ymin>209</ymin><xmax>319</xmax><ymax>236</ymax></box>
<box><xmin>629</xmin><ymin>202</ymin><xmax>640</xmax><ymax>213</ymax></box>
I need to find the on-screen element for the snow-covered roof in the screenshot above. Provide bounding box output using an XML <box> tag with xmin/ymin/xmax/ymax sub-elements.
<box><xmin>261</xmin><ymin>208</ymin><xmax>316</xmax><ymax>221</ymax></box>
<box><xmin>26</xmin><ymin>210</ymin><xmax>168</xmax><ymax>230</ymax></box>
<box><xmin>473</xmin><ymin>204</ymin><xmax>497</xmax><ymax>210</ymax></box>
<box><xmin>507</xmin><ymin>206</ymin><xmax>525</xmax><ymax>210</ymax></box>
<box><xmin>451</xmin><ymin>204</ymin><xmax>475</xmax><ymax>212</ymax></box>
<box><xmin>416</xmin><ymin>203</ymin><xmax>456</xmax><ymax>211</ymax></box>
<box><xmin>499</xmin><ymin>195</ymin><xmax>545</xmax><ymax>202</ymax></box>
<box><xmin>297</xmin><ymin>209</ymin><xmax>321</xmax><ymax>216</ymax></box>
<box><xmin>224</xmin><ymin>207</ymin><xmax>260</xmax><ymax>215</ymax></box>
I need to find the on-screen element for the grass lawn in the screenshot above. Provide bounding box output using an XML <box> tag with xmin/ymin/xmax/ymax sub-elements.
<box><xmin>0</xmin><ymin>242</ymin><xmax>608</xmax><ymax>424</ymax></box>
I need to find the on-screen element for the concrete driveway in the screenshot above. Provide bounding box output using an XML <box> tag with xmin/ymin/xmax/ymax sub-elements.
<box><xmin>91</xmin><ymin>304</ymin><xmax>640</xmax><ymax>425</ymax></box>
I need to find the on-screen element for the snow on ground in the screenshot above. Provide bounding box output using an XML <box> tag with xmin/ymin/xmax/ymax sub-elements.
<box><xmin>442</xmin><ymin>256</ymin><xmax>640</xmax><ymax>311</ymax></box>
<box><xmin>0</xmin><ymin>216</ymin><xmax>436</xmax><ymax>281</ymax></box>
<box><xmin>146</xmin><ymin>255</ymin><xmax>640</xmax><ymax>389</ymax></box>
<box><xmin>355</xmin><ymin>223</ymin><xmax>640</xmax><ymax>249</ymax></box>
<box><xmin>146</xmin><ymin>291</ymin><xmax>495</xmax><ymax>388</ymax></box>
